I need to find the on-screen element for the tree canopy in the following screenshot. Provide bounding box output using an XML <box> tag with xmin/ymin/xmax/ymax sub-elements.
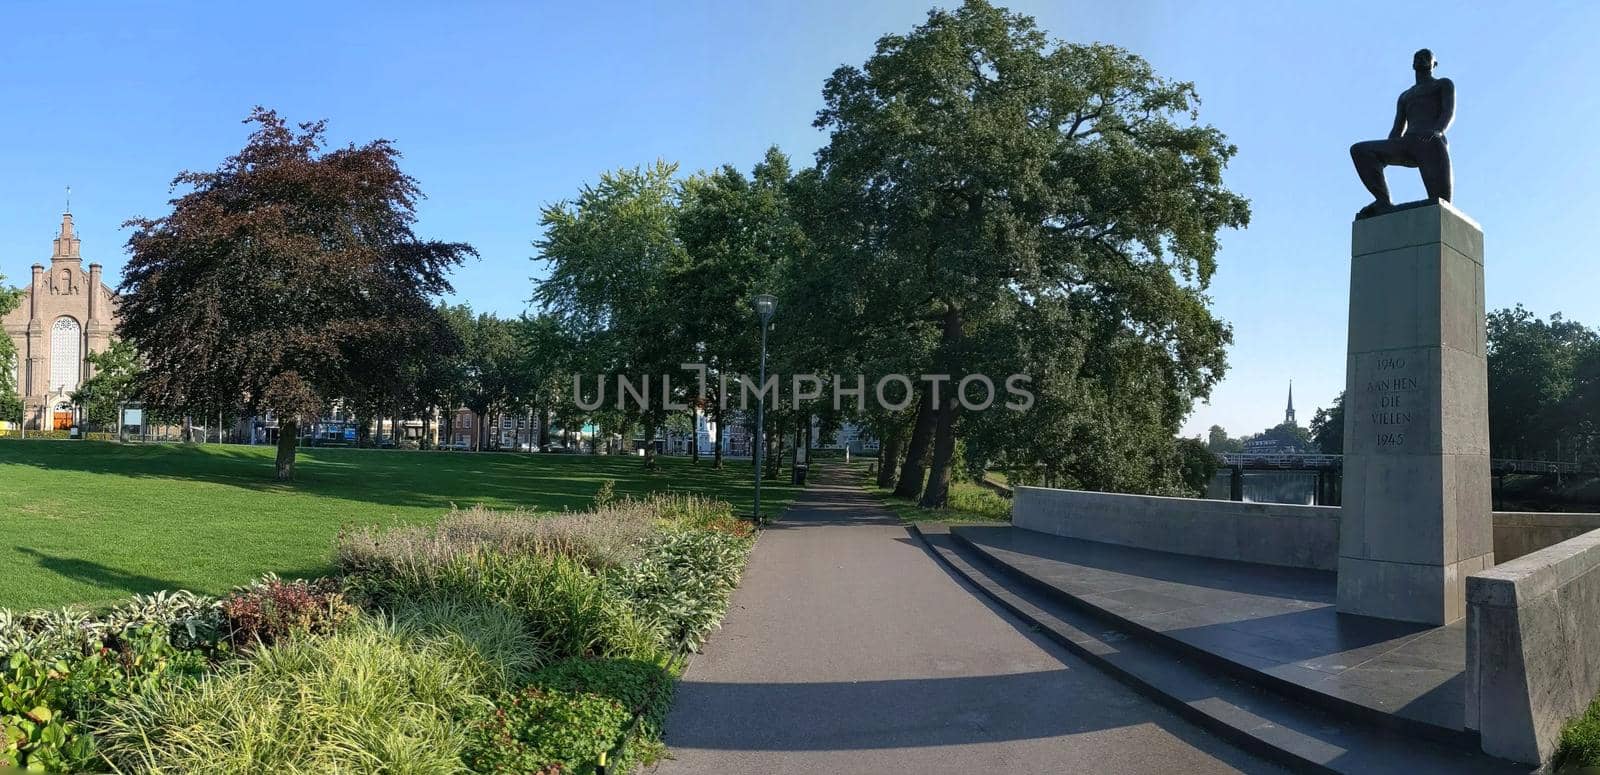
<box><xmin>809</xmin><ymin>0</ymin><xmax>1249</xmax><ymax>501</ymax></box>
<box><xmin>117</xmin><ymin>108</ymin><xmax>475</xmax><ymax>479</ymax></box>
<box><xmin>0</xmin><ymin>278</ymin><xmax>21</xmax><ymax>424</ymax></box>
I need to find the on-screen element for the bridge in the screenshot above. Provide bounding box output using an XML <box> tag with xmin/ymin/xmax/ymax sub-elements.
<box><xmin>1215</xmin><ymin>452</ymin><xmax>1600</xmax><ymax>505</ymax></box>
<box><xmin>1217</xmin><ymin>452</ymin><xmax>1594</xmax><ymax>475</ymax></box>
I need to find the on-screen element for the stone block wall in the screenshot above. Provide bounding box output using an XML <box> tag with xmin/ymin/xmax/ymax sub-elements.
<box><xmin>1011</xmin><ymin>486</ymin><xmax>1341</xmax><ymax>570</ymax></box>
<box><xmin>1467</xmin><ymin>528</ymin><xmax>1600</xmax><ymax>764</ymax></box>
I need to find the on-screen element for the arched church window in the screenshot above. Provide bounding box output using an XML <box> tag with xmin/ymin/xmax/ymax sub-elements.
<box><xmin>50</xmin><ymin>317</ymin><xmax>81</xmax><ymax>393</ymax></box>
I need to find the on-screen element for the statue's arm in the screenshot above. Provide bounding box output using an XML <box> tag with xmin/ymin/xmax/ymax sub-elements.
<box><xmin>1387</xmin><ymin>95</ymin><xmax>1406</xmax><ymax>140</ymax></box>
<box><xmin>1434</xmin><ymin>78</ymin><xmax>1456</xmax><ymax>136</ymax></box>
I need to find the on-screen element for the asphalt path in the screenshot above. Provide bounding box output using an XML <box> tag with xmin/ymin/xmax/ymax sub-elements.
<box><xmin>653</xmin><ymin>466</ymin><xmax>1286</xmax><ymax>775</ymax></box>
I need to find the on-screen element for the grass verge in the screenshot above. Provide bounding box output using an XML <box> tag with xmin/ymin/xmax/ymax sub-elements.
<box><xmin>860</xmin><ymin>466</ymin><xmax>1011</xmax><ymax>524</ymax></box>
<box><xmin>0</xmin><ymin>440</ymin><xmax>793</xmax><ymax>610</ymax></box>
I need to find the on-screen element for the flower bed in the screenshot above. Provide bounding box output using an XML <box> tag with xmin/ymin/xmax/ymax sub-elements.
<box><xmin>1</xmin><ymin>491</ymin><xmax>754</xmax><ymax>772</ymax></box>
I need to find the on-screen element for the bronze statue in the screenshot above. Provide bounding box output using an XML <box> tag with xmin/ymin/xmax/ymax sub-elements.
<box><xmin>1350</xmin><ymin>49</ymin><xmax>1455</xmax><ymax>219</ymax></box>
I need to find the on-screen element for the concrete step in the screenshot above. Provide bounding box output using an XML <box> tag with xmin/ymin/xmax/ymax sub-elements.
<box><xmin>946</xmin><ymin>525</ymin><xmax>1472</xmax><ymax>746</ymax></box>
<box><xmin>911</xmin><ymin>524</ymin><xmax>1529</xmax><ymax>775</ymax></box>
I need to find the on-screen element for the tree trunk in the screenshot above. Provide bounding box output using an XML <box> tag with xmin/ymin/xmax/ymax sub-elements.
<box><xmin>920</xmin><ymin>308</ymin><xmax>966</xmax><ymax>508</ymax></box>
<box><xmin>689</xmin><ymin>410</ymin><xmax>700</xmax><ymax>463</ymax></box>
<box><xmin>876</xmin><ymin>424</ymin><xmax>904</xmax><ymax>490</ymax></box>
<box><xmin>894</xmin><ymin>391</ymin><xmax>938</xmax><ymax>498</ymax></box>
<box><xmin>712</xmin><ymin>404</ymin><xmax>724</xmax><ymax>469</ymax></box>
<box><xmin>538</xmin><ymin>406</ymin><xmax>550</xmax><ymax>452</ymax></box>
<box><xmin>276</xmin><ymin>418</ymin><xmax>298</xmax><ymax>481</ymax></box>
<box><xmin>182</xmin><ymin>415</ymin><xmax>195</xmax><ymax>444</ymax></box>
<box><xmin>767</xmin><ymin>420</ymin><xmax>783</xmax><ymax>479</ymax></box>
<box><xmin>920</xmin><ymin>397</ymin><xmax>959</xmax><ymax>507</ymax></box>
<box><xmin>643</xmin><ymin>418</ymin><xmax>658</xmax><ymax>469</ymax></box>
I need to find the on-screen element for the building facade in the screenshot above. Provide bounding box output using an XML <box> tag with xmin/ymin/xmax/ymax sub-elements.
<box><xmin>2</xmin><ymin>213</ymin><xmax>118</xmax><ymax>430</ymax></box>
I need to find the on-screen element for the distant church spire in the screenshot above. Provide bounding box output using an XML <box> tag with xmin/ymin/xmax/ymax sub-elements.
<box><xmin>1285</xmin><ymin>380</ymin><xmax>1297</xmax><ymax>426</ymax></box>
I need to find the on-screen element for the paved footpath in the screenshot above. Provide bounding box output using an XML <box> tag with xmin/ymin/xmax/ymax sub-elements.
<box><xmin>654</xmin><ymin>467</ymin><xmax>1286</xmax><ymax>775</ymax></box>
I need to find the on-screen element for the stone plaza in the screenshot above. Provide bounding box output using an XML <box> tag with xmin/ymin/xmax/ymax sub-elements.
<box><xmin>928</xmin><ymin>199</ymin><xmax>1600</xmax><ymax>770</ymax></box>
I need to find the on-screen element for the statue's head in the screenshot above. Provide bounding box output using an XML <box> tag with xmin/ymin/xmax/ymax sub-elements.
<box><xmin>1413</xmin><ymin>48</ymin><xmax>1437</xmax><ymax>73</ymax></box>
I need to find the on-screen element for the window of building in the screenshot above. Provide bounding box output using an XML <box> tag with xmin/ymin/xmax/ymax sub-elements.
<box><xmin>49</xmin><ymin>317</ymin><xmax>81</xmax><ymax>393</ymax></box>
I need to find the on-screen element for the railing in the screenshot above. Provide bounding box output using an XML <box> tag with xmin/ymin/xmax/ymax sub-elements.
<box><xmin>1215</xmin><ymin>452</ymin><xmax>1598</xmax><ymax>477</ymax></box>
<box><xmin>1217</xmin><ymin>452</ymin><xmax>1343</xmax><ymax>469</ymax></box>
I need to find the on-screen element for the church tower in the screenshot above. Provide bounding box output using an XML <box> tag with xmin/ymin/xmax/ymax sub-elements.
<box><xmin>1</xmin><ymin>202</ymin><xmax>120</xmax><ymax>431</ymax></box>
<box><xmin>1284</xmin><ymin>380</ymin><xmax>1297</xmax><ymax>426</ymax></box>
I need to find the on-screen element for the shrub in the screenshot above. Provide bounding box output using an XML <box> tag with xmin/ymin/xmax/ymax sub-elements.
<box><xmin>220</xmin><ymin>574</ymin><xmax>354</xmax><ymax>650</ymax></box>
<box><xmin>592</xmin><ymin>478</ymin><xmax>617</xmax><ymax>508</ymax></box>
<box><xmin>426</xmin><ymin>552</ymin><xmax>664</xmax><ymax>662</ymax></box>
<box><xmin>945</xmin><ymin>485</ymin><xmax>1011</xmax><ymax>522</ymax></box>
<box><xmin>610</xmin><ymin>529</ymin><xmax>753</xmax><ymax>653</ymax></box>
<box><xmin>463</xmin><ymin>685</ymin><xmax>631</xmax><ymax>775</ymax></box>
<box><xmin>652</xmin><ymin>494</ymin><xmax>752</xmax><ymax>538</ymax></box>
<box><xmin>337</xmin><ymin>501</ymin><xmax>659</xmax><ymax>583</ymax></box>
<box><xmin>1</xmin><ymin>622</ymin><xmax>210</xmax><ymax>771</ymax></box>
<box><xmin>96</xmin><ymin>617</ymin><xmax>492</xmax><ymax>774</ymax></box>
<box><xmin>389</xmin><ymin>596</ymin><xmax>547</xmax><ymax>693</ymax></box>
<box><xmin>2</xmin><ymin>652</ymin><xmax>104</xmax><ymax>771</ymax></box>
<box><xmin>532</xmin><ymin>657</ymin><xmax>675</xmax><ymax>745</ymax></box>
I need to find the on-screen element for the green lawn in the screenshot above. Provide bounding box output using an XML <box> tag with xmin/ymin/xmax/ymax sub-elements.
<box><xmin>0</xmin><ymin>441</ymin><xmax>796</xmax><ymax>611</ymax></box>
<box><xmin>860</xmin><ymin>467</ymin><xmax>1012</xmax><ymax>525</ymax></box>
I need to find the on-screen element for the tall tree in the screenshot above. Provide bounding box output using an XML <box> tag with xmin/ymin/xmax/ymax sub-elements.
<box><xmin>1486</xmin><ymin>306</ymin><xmax>1595</xmax><ymax>460</ymax></box>
<box><xmin>813</xmin><ymin>0</ymin><xmax>1248</xmax><ymax>504</ymax></box>
<box><xmin>1309</xmin><ymin>394</ymin><xmax>1345</xmax><ymax>455</ymax></box>
<box><xmin>515</xmin><ymin>313</ymin><xmax>574</xmax><ymax>452</ymax></box>
<box><xmin>0</xmin><ymin>277</ymin><xmax>20</xmax><ymax>425</ymax></box>
<box><xmin>118</xmin><ymin>109</ymin><xmax>474</xmax><ymax>480</ymax></box>
<box><xmin>1206</xmin><ymin>425</ymin><xmax>1244</xmax><ymax>454</ymax></box>
<box><xmin>70</xmin><ymin>338</ymin><xmax>141</xmax><ymax>431</ymax></box>
<box><xmin>673</xmin><ymin>149</ymin><xmax>805</xmax><ymax>469</ymax></box>
<box><xmin>536</xmin><ymin>161</ymin><xmax>687</xmax><ymax>469</ymax></box>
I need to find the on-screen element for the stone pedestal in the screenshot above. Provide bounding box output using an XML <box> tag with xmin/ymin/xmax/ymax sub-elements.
<box><xmin>1336</xmin><ymin>201</ymin><xmax>1492</xmax><ymax>624</ymax></box>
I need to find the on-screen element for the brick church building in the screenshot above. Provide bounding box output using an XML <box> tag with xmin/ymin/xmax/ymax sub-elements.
<box><xmin>2</xmin><ymin>212</ymin><xmax>118</xmax><ymax>430</ymax></box>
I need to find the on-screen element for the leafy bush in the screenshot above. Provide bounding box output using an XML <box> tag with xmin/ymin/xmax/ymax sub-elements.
<box><xmin>220</xmin><ymin>574</ymin><xmax>354</xmax><ymax>650</ymax></box>
<box><xmin>592</xmin><ymin>478</ymin><xmax>617</xmax><ymax>508</ymax></box>
<box><xmin>945</xmin><ymin>484</ymin><xmax>1011</xmax><ymax>522</ymax></box>
<box><xmin>338</xmin><ymin>501</ymin><xmax>659</xmax><ymax>582</ymax></box>
<box><xmin>389</xmin><ymin>596</ymin><xmax>547</xmax><ymax>692</ymax></box>
<box><xmin>404</xmin><ymin>552</ymin><xmax>663</xmax><ymax>662</ymax></box>
<box><xmin>652</xmin><ymin>494</ymin><xmax>753</xmax><ymax>538</ymax></box>
<box><xmin>610</xmin><ymin>529</ymin><xmax>753</xmax><ymax>653</ymax></box>
<box><xmin>532</xmin><ymin>657</ymin><xmax>674</xmax><ymax>746</ymax></box>
<box><xmin>463</xmin><ymin>685</ymin><xmax>631</xmax><ymax>775</ymax></box>
<box><xmin>2</xmin><ymin>622</ymin><xmax>209</xmax><ymax>771</ymax></box>
<box><xmin>96</xmin><ymin>617</ymin><xmax>501</xmax><ymax>774</ymax></box>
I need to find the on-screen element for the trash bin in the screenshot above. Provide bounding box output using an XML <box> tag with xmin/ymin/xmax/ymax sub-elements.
<box><xmin>791</xmin><ymin>464</ymin><xmax>808</xmax><ymax>486</ymax></box>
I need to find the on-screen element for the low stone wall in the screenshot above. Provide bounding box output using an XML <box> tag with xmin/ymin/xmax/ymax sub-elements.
<box><xmin>1015</xmin><ymin>483</ymin><xmax>1600</xmax><ymax>574</ymax></box>
<box><xmin>1493</xmin><ymin>512</ymin><xmax>1600</xmax><ymax>563</ymax></box>
<box><xmin>1466</xmin><ymin>527</ymin><xmax>1600</xmax><ymax>764</ymax></box>
<box><xmin>1012</xmin><ymin>486</ymin><xmax>1341</xmax><ymax>570</ymax></box>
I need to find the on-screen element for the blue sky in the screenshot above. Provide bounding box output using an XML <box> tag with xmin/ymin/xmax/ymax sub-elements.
<box><xmin>3</xmin><ymin>1</ymin><xmax>1597</xmax><ymax>438</ymax></box>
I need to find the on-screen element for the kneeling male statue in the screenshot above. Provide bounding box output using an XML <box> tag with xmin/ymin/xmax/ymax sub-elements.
<box><xmin>1350</xmin><ymin>48</ymin><xmax>1455</xmax><ymax>219</ymax></box>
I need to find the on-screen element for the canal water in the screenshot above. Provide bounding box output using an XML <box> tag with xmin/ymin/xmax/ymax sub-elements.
<box><xmin>1205</xmin><ymin>470</ymin><xmax>1321</xmax><ymax>505</ymax></box>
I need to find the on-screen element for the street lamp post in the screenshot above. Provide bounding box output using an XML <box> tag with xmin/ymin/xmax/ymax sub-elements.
<box><xmin>752</xmin><ymin>293</ymin><xmax>777</xmax><ymax>523</ymax></box>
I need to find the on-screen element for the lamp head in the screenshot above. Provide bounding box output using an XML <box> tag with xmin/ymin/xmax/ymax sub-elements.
<box><xmin>753</xmin><ymin>293</ymin><xmax>777</xmax><ymax>322</ymax></box>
